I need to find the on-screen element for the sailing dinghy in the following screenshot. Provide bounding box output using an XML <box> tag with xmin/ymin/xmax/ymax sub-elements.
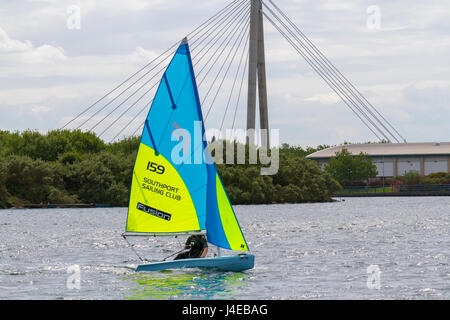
<box><xmin>122</xmin><ymin>38</ymin><xmax>254</xmax><ymax>272</ymax></box>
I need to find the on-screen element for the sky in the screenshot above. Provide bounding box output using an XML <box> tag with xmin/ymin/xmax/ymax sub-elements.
<box><xmin>0</xmin><ymin>0</ymin><xmax>449</xmax><ymax>147</ymax></box>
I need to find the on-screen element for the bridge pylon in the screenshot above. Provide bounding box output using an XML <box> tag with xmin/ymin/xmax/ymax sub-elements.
<box><xmin>247</xmin><ymin>0</ymin><xmax>270</xmax><ymax>149</ymax></box>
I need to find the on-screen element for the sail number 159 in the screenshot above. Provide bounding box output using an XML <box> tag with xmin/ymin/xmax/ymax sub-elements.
<box><xmin>147</xmin><ymin>162</ymin><xmax>165</xmax><ymax>175</ymax></box>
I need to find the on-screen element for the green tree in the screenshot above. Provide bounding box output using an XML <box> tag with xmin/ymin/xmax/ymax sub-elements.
<box><xmin>4</xmin><ymin>156</ymin><xmax>54</xmax><ymax>204</ymax></box>
<box><xmin>0</xmin><ymin>129</ymin><xmax>343</xmax><ymax>207</ymax></box>
<box><xmin>107</xmin><ymin>136</ymin><xmax>140</xmax><ymax>155</ymax></box>
<box><xmin>216</xmin><ymin>144</ymin><xmax>341</xmax><ymax>204</ymax></box>
<box><xmin>64</xmin><ymin>151</ymin><xmax>132</xmax><ymax>205</ymax></box>
<box><xmin>325</xmin><ymin>149</ymin><xmax>377</xmax><ymax>185</ymax></box>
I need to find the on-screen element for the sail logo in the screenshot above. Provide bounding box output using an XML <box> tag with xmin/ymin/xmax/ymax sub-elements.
<box><xmin>137</xmin><ymin>202</ymin><xmax>172</xmax><ymax>221</ymax></box>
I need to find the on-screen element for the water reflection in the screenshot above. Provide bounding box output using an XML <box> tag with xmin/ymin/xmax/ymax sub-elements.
<box><xmin>123</xmin><ymin>270</ymin><xmax>248</xmax><ymax>300</ymax></box>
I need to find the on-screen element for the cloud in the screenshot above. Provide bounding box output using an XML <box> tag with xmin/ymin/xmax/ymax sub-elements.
<box><xmin>31</xmin><ymin>105</ymin><xmax>51</xmax><ymax>114</ymax></box>
<box><xmin>1</xmin><ymin>0</ymin><xmax>450</xmax><ymax>145</ymax></box>
<box><xmin>0</xmin><ymin>26</ymin><xmax>33</xmax><ymax>52</ymax></box>
<box><xmin>320</xmin><ymin>0</ymin><xmax>356</xmax><ymax>11</ymax></box>
<box><xmin>404</xmin><ymin>84</ymin><xmax>450</xmax><ymax>105</ymax></box>
<box><xmin>21</xmin><ymin>44</ymin><xmax>67</xmax><ymax>64</ymax></box>
<box><xmin>0</xmin><ymin>26</ymin><xmax>67</xmax><ymax>65</ymax></box>
<box><xmin>304</xmin><ymin>93</ymin><xmax>340</xmax><ymax>105</ymax></box>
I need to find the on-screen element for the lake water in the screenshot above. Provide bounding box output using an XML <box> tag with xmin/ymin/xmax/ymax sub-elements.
<box><xmin>0</xmin><ymin>197</ymin><xmax>448</xmax><ymax>300</ymax></box>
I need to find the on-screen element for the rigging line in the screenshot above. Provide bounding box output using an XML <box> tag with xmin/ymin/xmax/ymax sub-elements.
<box><xmin>190</xmin><ymin>0</ymin><xmax>249</xmax><ymax>56</ymax></box>
<box><xmin>232</xmin><ymin>48</ymin><xmax>249</xmax><ymax>130</ymax></box>
<box><xmin>196</xmin><ymin>5</ymin><xmax>250</xmax><ymax>82</ymax></box>
<box><xmin>191</xmin><ymin>1</ymin><xmax>250</xmax><ymax>65</ymax></box>
<box><xmin>263</xmin><ymin>2</ymin><xmax>399</xmax><ymax>143</ymax></box>
<box><xmin>204</xmin><ymin>19</ymin><xmax>251</xmax><ymax>122</ymax></box>
<box><xmin>220</xmin><ymin>33</ymin><xmax>249</xmax><ymax>132</ymax></box>
<box><xmin>62</xmin><ymin>0</ymin><xmax>241</xmax><ymax>130</ymax></box>
<box><xmin>264</xmin><ymin>13</ymin><xmax>383</xmax><ymax>141</ymax></box>
<box><xmin>122</xmin><ymin>235</ymin><xmax>146</xmax><ymax>263</ymax></box>
<box><xmin>264</xmin><ymin>0</ymin><xmax>406</xmax><ymax>143</ymax></box>
<box><xmin>263</xmin><ymin>12</ymin><xmax>389</xmax><ymax>142</ymax></box>
<box><xmin>76</xmin><ymin>49</ymin><xmax>175</xmax><ymax>130</ymax></box>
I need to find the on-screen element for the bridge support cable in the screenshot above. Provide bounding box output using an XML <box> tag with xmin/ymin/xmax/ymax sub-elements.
<box><xmin>203</xmin><ymin>17</ymin><xmax>251</xmax><ymax>121</ymax></box>
<box><xmin>262</xmin><ymin>11</ymin><xmax>386</xmax><ymax>142</ymax></box>
<box><xmin>104</xmin><ymin>2</ymin><xmax>250</xmax><ymax>140</ymax></box>
<box><xmin>232</xmin><ymin>51</ymin><xmax>249</xmax><ymax>131</ymax></box>
<box><xmin>262</xmin><ymin>0</ymin><xmax>406</xmax><ymax>143</ymax></box>
<box><xmin>61</xmin><ymin>0</ymin><xmax>248</xmax><ymax>140</ymax></box>
<box><xmin>191</xmin><ymin>0</ymin><xmax>249</xmax><ymax>59</ymax></box>
<box><xmin>113</xmin><ymin>0</ymin><xmax>252</xmax><ymax>141</ymax></box>
<box><xmin>195</xmin><ymin>5</ymin><xmax>250</xmax><ymax>86</ymax></box>
<box><xmin>63</xmin><ymin>0</ymin><xmax>243</xmax><ymax>132</ymax></box>
<box><xmin>265</xmin><ymin>0</ymin><xmax>406</xmax><ymax>143</ymax></box>
<box><xmin>113</xmin><ymin>6</ymin><xmax>251</xmax><ymax>141</ymax></box>
<box><xmin>220</xmin><ymin>34</ymin><xmax>250</xmax><ymax>132</ymax></box>
<box><xmin>96</xmin><ymin>5</ymin><xmax>250</xmax><ymax>138</ymax></box>
<box><xmin>100</xmin><ymin>1</ymin><xmax>248</xmax><ymax>138</ymax></box>
<box><xmin>263</xmin><ymin>12</ymin><xmax>383</xmax><ymax>142</ymax></box>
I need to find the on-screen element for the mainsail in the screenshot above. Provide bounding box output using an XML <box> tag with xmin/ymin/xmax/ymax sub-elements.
<box><xmin>125</xmin><ymin>38</ymin><xmax>248</xmax><ymax>252</ymax></box>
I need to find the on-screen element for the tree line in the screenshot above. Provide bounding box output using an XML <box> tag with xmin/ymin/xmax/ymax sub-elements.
<box><xmin>0</xmin><ymin>130</ymin><xmax>341</xmax><ymax>208</ymax></box>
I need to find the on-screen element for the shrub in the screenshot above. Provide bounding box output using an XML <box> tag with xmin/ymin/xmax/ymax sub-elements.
<box><xmin>404</xmin><ymin>170</ymin><xmax>421</xmax><ymax>185</ymax></box>
<box><xmin>0</xmin><ymin>130</ymin><xmax>341</xmax><ymax>207</ymax></box>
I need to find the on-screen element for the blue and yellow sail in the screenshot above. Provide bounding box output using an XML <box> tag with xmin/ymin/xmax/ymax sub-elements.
<box><xmin>125</xmin><ymin>38</ymin><xmax>249</xmax><ymax>252</ymax></box>
<box><xmin>205</xmin><ymin>161</ymin><xmax>249</xmax><ymax>251</ymax></box>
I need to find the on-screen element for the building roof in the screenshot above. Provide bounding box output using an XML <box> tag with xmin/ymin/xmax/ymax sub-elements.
<box><xmin>307</xmin><ymin>142</ymin><xmax>450</xmax><ymax>159</ymax></box>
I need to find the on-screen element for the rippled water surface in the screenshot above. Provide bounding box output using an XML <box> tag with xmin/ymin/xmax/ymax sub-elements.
<box><xmin>0</xmin><ymin>197</ymin><xmax>448</xmax><ymax>300</ymax></box>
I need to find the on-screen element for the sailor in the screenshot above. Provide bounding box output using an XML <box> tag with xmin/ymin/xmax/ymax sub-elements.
<box><xmin>174</xmin><ymin>235</ymin><xmax>208</xmax><ymax>260</ymax></box>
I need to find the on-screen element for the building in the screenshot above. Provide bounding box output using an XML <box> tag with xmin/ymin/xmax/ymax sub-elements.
<box><xmin>307</xmin><ymin>142</ymin><xmax>450</xmax><ymax>178</ymax></box>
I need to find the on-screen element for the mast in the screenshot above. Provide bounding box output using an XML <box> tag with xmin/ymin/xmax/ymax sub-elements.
<box><xmin>247</xmin><ymin>0</ymin><xmax>269</xmax><ymax>149</ymax></box>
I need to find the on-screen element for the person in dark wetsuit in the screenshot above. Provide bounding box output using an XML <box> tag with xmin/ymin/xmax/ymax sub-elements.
<box><xmin>174</xmin><ymin>235</ymin><xmax>208</xmax><ymax>260</ymax></box>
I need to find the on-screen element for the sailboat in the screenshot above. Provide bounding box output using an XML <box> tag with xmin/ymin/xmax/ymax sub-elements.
<box><xmin>122</xmin><ymin>38</ymin><xmax>255</xmax><ymax>272</ymax></box>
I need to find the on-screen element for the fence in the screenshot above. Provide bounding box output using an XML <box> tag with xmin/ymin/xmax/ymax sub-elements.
<box><xmin>339</xmin><ymin>184</ymin><xmax>450</xmax><ymax>195</ymax></box>
<box><xmin>397</xmin><ymin>184</ymin><xmax>450</xmax><ymax>193</ymax></box>
<box><xmin>339</xmin><ymin>186</ymin><xmax>392</xmax><ymax>194</ymax></box>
